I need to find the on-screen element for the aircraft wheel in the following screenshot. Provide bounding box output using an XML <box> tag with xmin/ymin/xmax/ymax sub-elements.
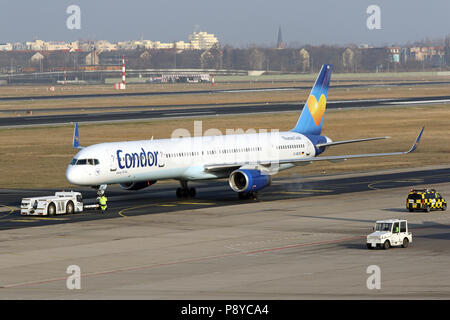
<box><xmin>176</xmin><ymin>188</ymin><xmax>183</xmax><ymax>198</ymax></box>
<box><xmin>189</xmin><ymin>187</ymin><xmax>196</xmax><ymax>198</ymax></box>
<box><xmin>238</xmin><ymin>192</ymin><xmax>249</xmax><ymax>200</ymax></box>
<box><xmin>238</xmin><ymin>192</ymin><xmax>257</xmax><ymax>200</ymax></box>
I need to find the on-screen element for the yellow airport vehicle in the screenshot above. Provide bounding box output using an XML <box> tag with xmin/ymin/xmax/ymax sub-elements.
<box><xmin>406</xmin><ymin>188</ymin><xmax>447</xmax><ymax>212</ymax></box>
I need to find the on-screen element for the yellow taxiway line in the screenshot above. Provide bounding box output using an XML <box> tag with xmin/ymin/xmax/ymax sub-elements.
<box><xmin>0</xmin><ymin>204</ymin><xmax>15</xmax><ymax>220</ymax></box>
<box><xmin>118</xmin><ymin>201</ymin><xmax>216</xmax><ymax>217</ymax></box>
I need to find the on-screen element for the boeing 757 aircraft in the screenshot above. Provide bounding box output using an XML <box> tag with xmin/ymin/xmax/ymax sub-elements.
<box><xmin>66</xmin><ymin>64</ymin><xmax>424</xmax><ymax>199</ymax></box>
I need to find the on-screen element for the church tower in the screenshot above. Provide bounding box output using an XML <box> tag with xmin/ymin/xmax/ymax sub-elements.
<box><xmin>277</xmin><ymin>25</ymin><xmax>284</xmax><ymax>49</ymax></box>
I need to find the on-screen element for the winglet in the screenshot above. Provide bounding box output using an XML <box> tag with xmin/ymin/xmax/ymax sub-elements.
<box><xmin>72</xmin><ymin>123</ymin><xmax>83</xmax><ymax>149</ymax></box>
<box><xmin>407</xmin><ymin>126</ymin><xmax>424</xmax><ymax>153</ymax></box>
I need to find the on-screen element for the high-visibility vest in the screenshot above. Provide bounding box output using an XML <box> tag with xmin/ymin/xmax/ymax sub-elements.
<box><xmin>99</xmin><ymin>196</ymin><xmax>107</xmax><ymax>206</ymax></box>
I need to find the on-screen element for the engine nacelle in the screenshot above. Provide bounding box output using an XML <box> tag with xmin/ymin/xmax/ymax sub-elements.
<box><xmin>229</xmin><ymin>169</ymin><xmax>271</xmax><ymax>193</ymax></box>
<box><xmin>120</xmin><ymin>180</ymin><xmax>157</xmax><ymax>191</ymax></box>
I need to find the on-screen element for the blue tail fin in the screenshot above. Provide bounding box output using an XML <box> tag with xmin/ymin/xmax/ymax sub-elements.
<box><xmin>72</xmin><ymin>123</ymin><xmax>83</xmax><ymax>149</ymax></box>
<box><xmin>292</xmin><ymin>64</ymin><xmax>332</xmax><ymax>135</ymax></box>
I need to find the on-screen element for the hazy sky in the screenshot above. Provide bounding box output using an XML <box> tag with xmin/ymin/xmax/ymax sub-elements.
<box><xmin>0</xmin><ymin>0</ymin><xmax>449</xmax><ymax>46</ymax></box>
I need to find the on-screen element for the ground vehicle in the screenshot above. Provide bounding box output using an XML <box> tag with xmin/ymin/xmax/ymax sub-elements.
<box><xmin>21</xmin><ymin>191</ymin><xmax>84</xmax><ymax>216</ymax></box>
<box><xmin>406</xmin><ymin>188</ymin><xmax>447</xmax><ymax>212</ymax></box>
<box><xmin>366</xmin><ymin>219</ymin><xmax>412</xmax><ymax>249</ymax></box>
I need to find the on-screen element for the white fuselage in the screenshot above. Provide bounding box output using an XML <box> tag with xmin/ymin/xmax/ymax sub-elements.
<box><xmin>65</xmin><ymin>131</ymin><xmax>317</xmax><ymax>186</ymax></box>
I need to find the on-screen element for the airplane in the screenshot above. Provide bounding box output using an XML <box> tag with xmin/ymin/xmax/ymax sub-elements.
<box><xmin>66</xmin><ymin>64</ymin><xmax>424</xmax><ymax>199</ymax></box>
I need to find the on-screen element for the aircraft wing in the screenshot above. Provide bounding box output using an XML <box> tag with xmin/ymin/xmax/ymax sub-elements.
<box><xmin>315</xmin><ymin>136</ymin><xmax>390</xmax><ymax>148</ymax></box>
<box><xmin>204</xmin><ymin>127</ymin><xmax>424</xmax><ymax>172</ymax></box>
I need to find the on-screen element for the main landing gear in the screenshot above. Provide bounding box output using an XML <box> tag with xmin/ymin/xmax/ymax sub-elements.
<box><xmin>238</xmin><ymin>191</ymin><xmax>258</xmax><ymax>200</ymax></box>
<box><xmin>176</xmin><ymin>180</ymin><xmax>196</xmax><ymax>198</ymax></box>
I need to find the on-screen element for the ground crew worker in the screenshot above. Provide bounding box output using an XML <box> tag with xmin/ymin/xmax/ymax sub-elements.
<box><xmin>97</xmin><ymin>190</ymin><xmax>108</xmax><ymax>212</ymax></box>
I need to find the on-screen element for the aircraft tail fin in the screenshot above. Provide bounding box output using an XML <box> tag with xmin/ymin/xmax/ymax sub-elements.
<box><xmin>72</xmin><ymin>123</ymin><xmax>83</xmax><ymax>149</ymax></box>
<box><xmin>292</xmin><ymin>64</ymin><xmax>332</xmax><ymax>136</ymax></box>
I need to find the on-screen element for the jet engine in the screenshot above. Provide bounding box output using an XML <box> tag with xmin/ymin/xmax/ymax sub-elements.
<box><xmin>229</xmin><ymin>169</ymin><xmax>271</xmax><ymax>193</ymax></box>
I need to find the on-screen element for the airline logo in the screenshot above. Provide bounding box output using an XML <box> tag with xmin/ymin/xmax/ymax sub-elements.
<box><xmin>117</xmin><ymin>148</ymin><xmax>159</xmax><ymax>169</ymax></box>
<box><xmin>307</xmin><ymin>94</ymin><xmax>327</xmax><ymax>126</ymax></box>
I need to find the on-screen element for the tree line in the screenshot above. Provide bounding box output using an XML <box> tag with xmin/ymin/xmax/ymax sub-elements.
<box><xmin>127</xmin><ymin>44</ymin><xmax>450</xmax><ymax>73</ymax></box>
<box><xmin>1</xmin><ymin>42</ymin><xmax>450</xmax><ymax>74</ymax></box>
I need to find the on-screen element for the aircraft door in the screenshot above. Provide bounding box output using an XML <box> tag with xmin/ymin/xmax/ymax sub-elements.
<box><xmin>109</xmin><ymin>150</ymin><xmax>118</xmax><ymax>172</ymax></box>
<box><xmin>158</xmin><ymin>150</ymin><xmax>165</xmax><ymax>168</ymax></box>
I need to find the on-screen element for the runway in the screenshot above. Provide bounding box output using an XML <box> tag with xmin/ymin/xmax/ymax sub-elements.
<box><xmin>0</xmin><ymin>166</ymin><xmax>449</xmax><ymax>299</ymax></box>
<box><xmin>1</xmin><ymin>81</ymin><xmax>450</xmax><ymax>102</ymax></box>
<box><xmin>1</xmin><ymin>95</ymin><xmax>450</xmax><ymax>128</ymax></box>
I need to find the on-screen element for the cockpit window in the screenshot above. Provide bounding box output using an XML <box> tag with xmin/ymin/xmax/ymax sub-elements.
<box><xmin>73</xmin><ymin>158</ymin><xmax>99</xmax><ymax>166</ymax></box>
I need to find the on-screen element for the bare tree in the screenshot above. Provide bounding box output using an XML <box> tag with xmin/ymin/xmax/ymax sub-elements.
<box><xmin>342</xmin><ymin>48</ymin><xmax>355</xmax><ymax>72</ymax></box>
<box><xmin>297</xmin><ymin>48</ymin><xmax>310</xmax><ymax>72</ymax></box>
<box><xmin>248</xmin><ymin>48</ymin><xmax>265</xmax><ymax>70</ymax></box>
<box><xmin>445</xmin><ymin>35</ymin><xmax>450</xmax><ymax>66</ymax></box>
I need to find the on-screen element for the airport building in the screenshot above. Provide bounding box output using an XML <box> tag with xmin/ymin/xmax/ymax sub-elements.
<box><xmin>388</xmin><ymin>47</ymin><xmax>401</xmax><ymax>63</ymax></box>
<box><xmin>1</xmin><ymin>31</ymin><xmax>219</xmax><ymax>53</ymax></box>
<box><xmin>188</xmin><ymin>32</ymin><xmax>219</xmax><ymax>50</ymax></box>
<box><xmin>0</xmin><ymin>43</ymin><xmax>13</xmax><ymax>51</ymax></box>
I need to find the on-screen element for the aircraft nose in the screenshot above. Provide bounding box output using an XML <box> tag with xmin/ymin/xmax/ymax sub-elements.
<box><xmin>66</xmin><ymin>166</ymin><xmax>80</xmax><ymax>185</ymax></box>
